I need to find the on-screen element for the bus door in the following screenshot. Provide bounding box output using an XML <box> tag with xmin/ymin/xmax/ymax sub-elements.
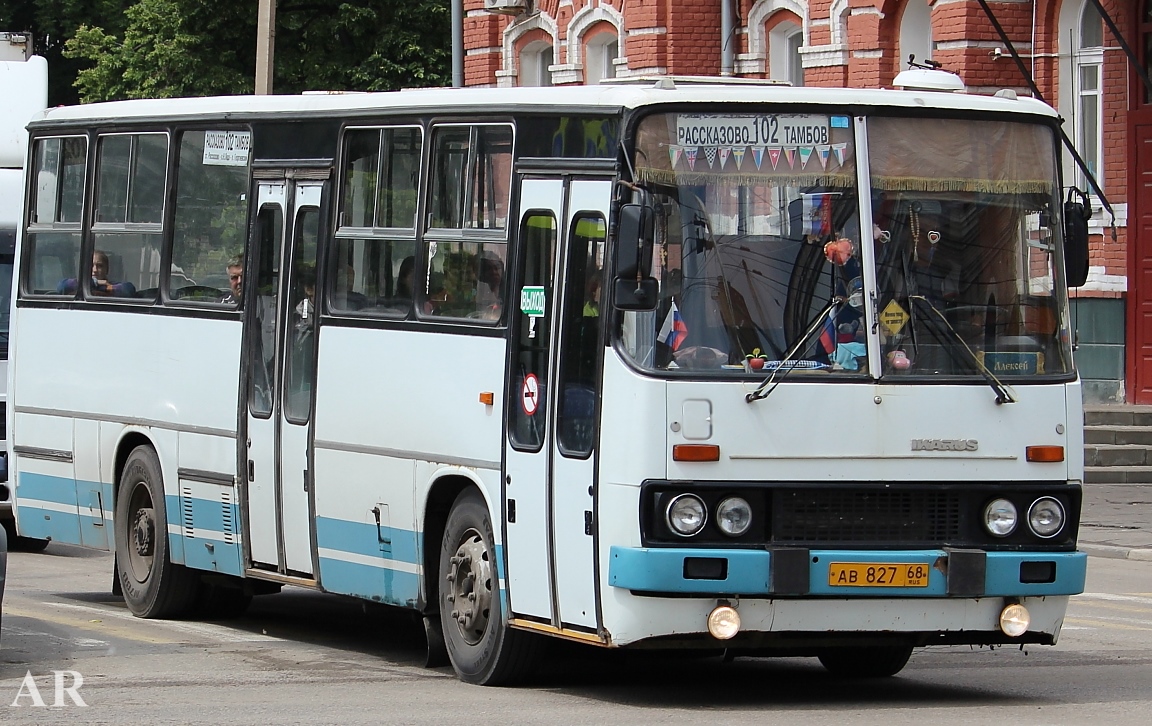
<box><xmin>505</xmin><ymin>176</ymin><xmax>610</xmax><ymax>631</ymax></box>
<box><xmin>244</xmin><ymin>176</ymin><xmax>325</xmax><ymax>577</ymax></box>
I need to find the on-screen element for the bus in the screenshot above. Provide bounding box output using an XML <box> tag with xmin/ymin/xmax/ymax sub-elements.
<box><xmin>0</xmin><ymin>34</ymin><xmax>48</xmax><ymax>541</ymax></box>
<box><xmin>7</xmin><ymin>73</ymin><xmax>1088</xmax><ymax>684</ymax></box>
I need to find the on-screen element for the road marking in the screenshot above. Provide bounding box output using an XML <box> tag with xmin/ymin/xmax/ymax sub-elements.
<box><xmin>1077</xmin><ymin>592</ymin><xmax>1152</xmax><ymax>605</ymax></box>
<box><xmin>1064</xmin><ymin>616</ymin><xmax>1152</xmax><ymax>632</ymax></box>
<box><xmin>2</xmin><ymin>605</ymin><xmax>180</xmax><ymax>644</ymax></box>
<box><xmin>46</xmin><ymin>601</ymin><xmax>282</xmax><ymax>644</ymax></box>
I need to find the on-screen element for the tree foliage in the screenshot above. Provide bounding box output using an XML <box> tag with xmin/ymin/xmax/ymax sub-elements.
<box><xmin>1</xmin><ymin>0</ymin><xmax>451</xmax><ymax>103</ymax></box>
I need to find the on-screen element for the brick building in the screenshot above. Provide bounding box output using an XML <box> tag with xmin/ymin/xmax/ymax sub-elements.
<box><xmin>463</xmin><ymin>0</ymin><xmax>1149</xmax><ymax>404</ymax></box>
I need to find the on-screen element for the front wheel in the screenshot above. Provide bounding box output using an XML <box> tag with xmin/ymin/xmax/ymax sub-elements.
<box><xmin>114</xmin><ymin>446</ymin><xmax>199</xmax><ymax>617</ymax></box>
<box><xmin>818</xmin><ymin>644</ymin><xmax>914</xmax><ymax>678</ymax></box>
<box><xmin>439</xmin><ymin>489</ymin><xmax>539</xmax><ymax>685</ymax></box>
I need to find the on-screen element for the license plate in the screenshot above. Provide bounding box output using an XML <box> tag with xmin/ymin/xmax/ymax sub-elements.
<box><xmin>828</xmin><ymin>562</ymin><xmax>930</xmax><ymax>588</ymax></box>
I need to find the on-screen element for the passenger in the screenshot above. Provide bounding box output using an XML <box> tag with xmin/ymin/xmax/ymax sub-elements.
<box><xmin>395</xmin><ymin>256</ymin><xmax>416</xmax><ymax>301</ymax></box>
<box><xmin>58</xmin><ymin>250</ymin><xmax>137</xmax><ymax>297</ymax></box>
<box><xmin>336</xmin><ymin>264</ymin><xmax>368</xmax><ymax>310</ymax></box>
<box><xmin>221</xmin><ymin>254</ymin><xmax>243</xmax><ymax>304</ymax></box>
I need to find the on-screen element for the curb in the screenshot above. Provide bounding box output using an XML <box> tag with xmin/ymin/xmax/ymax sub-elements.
<box><xmin>1079</xmin><ymin>542</ymin><xmax>1152</xmax><ymax>561</ymax></box>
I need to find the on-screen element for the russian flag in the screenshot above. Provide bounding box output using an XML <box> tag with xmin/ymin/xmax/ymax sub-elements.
<box><xmin>659</xmin><ymin>301</ymin><xmax>688</xmax><ymax>351</ymax></box>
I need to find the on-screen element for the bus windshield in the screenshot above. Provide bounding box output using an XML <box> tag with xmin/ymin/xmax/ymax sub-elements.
<box><xmin>620</xmin><ymin>110</ymin><xmax>1072</xmax><ymax>381</ymax></box>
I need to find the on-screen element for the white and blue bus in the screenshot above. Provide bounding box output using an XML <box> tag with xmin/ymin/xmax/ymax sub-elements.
<box><xmin>0</xmin><ymin>36</ymin><xmax>48</xmax><ymax>537</ymax></box>
<box><xmin>8</xmin><ymin>73</ymin><xmax>1088</xmax><ymax>684</ymax></box>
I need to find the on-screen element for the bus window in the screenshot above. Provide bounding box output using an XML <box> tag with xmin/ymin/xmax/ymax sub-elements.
<box><xmin>249</xmin><ymin>204</ymin><xmax>283</xmax><ymax>418</ymax></box>
<box><xmin>330</xmin><ymin>237</ymin><xmax>416</xmax><ymax>315</ymax></box>
<box><xmin>170</xmin><ymin>129</ymin><xmax>251</xmax><ymax>304</ymax></box>
<box><xmin>285</xmin><ymin>207</ymin><xmax>320</xmax><ymax>423</ymax></box>
<box><xmin>421</xmin><ymin>241</ymin><xmax>506</xmax><ymax>320</ymax></box>
<box><xmin>428</xmin><ymin>124</ymin><xmax>513</xmax><ymax>231</ymax></box>
<box><xmin>556</xmin><ymin>214</ymin><xmax>606</xmax><ymax>456</ymax></box>
<box><xmin>88</xmin><ymin>132</ymin><xmax>169</xmax><ymax>300</ymax></box>
<box><xmin>25</xmin><ymin>136</ymin><xmax>86</xmax><ymax>296</ymax></box>
<box><xmin>508</xmin><ymin>212</ymin><xmax>556</xmax><ymax>451</ymax></box>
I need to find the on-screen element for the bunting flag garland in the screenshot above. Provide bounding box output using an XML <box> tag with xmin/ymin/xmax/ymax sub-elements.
<box><xmin>685</xmin><ymin>147</ymin><xmax>698</xmax><ymax>170</ymax></box>
<box><xmin>768</xmin><ymin>147</ymin><xmax>782</xmax><ymax>169</ymax></box>
<box><xmin>751</xmin><ymin>146</ymin><xmax>765</xmax><ymax>169</ymax></box>
<box><xmin>832</xmin><ymin>143</ymin><xmax>848</xmax><ymax>167</ymax></box>
<box><xmin>816</xmin><ymin>144</ymin><xmax>831</xmax><ymax>169</ymax></box>
<box><xmin>703</xmin><ymin>147</ymin><xmax>717</xmax><ymax>168</ymax></box>
<box><xmin>783</xmin><ymin>146</ymin><xmax>797</xmax><ymax>168</ymax></box>
<box><xmin>798</xmin><ymin>146</ymin><xmax>813</xmax><ymax>168</ymax></box>
<box><xmin>731</xmin><ymin>146</ymin><xmax>746</xmax><ymax>168</ymax></box>
<box><xmin>669</xmin><ymin>145</ymin><xmax>683</xmax><ymax>169</ymax></box>
<box><xmin>718</xmin><ymin>147</ymin><xmax>731</xmax><ymax>169</ymax></box>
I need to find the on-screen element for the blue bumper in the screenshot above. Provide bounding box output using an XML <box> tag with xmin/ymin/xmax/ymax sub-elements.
<box><xmin>609</xmin><ymin>546</ymin><xmax>1087</xmax><ymax>597</ymax></box>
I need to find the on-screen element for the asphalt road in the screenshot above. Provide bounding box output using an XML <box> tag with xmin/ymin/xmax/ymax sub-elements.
<box><xmin>1</xmin><ymin>546</ymin><xmax>1151</xmax><ymax>724</ymax></box>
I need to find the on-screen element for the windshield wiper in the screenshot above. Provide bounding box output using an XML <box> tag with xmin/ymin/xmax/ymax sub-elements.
<box><xmin>746</xmin><ymin>298</ymin><xmax>840</xmax><ymax>403</ymax></box>
<box><xmin>907</xmin><ymin>295</ymin><xmax>1016</xmax><ymax>405</ymax></box>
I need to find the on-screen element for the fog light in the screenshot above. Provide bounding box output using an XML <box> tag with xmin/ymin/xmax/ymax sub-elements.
<box><xmin>983</xmin><ymin>498</ymin><xmax>1018</xmax><ymax>537</ymax></box>
<box><xmin>666</xmin><ymin>494</ymin><xmax>707</xmax><ymax>537</ymax></box>
<box><xmin>707</xmin><ymin>604</ymin><xmax>741</xmax><ymax>640</ymax></box>
<box><xmin>1028</xmin><ymin>497</ymin><xmax>1065</xmax><ymax>538</ymax></box>
<box><xmin>999</xmin><ymin>602</ymin><xmax>1030</xmax><ymax>637</ymax></box>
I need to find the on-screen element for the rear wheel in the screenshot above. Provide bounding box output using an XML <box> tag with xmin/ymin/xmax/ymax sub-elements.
<box><xmin>439</xmin><ymin>489</ymin><xmax>539</xmax><ymax>685</ymax></box>
<box><xmin>114</xmin><ymin>446</ymin><xmax>199</xmax><ymax>617</ymax></box>
<box><xmin>818</xmin><ymin>644</ymin><xmax>914</xmax><ymax>678</ymax></box>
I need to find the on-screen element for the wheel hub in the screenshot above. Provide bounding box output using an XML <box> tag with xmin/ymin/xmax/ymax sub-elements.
<box><xmin>133</xmin><ymin>507</ymin><xmax>155</xmax><ymax>557</ymax></box>
<box><xmin>444</xmin><ymin>531</ymin><xmax>493</xmax><ymax>645</ymax></box>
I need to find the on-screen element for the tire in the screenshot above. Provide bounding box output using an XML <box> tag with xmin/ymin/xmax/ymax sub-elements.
<box><xmin>439</xmin><ymin>489</ymin><xmax>540</xmax><ymax>685</ymax></box>
<box><xmin>818</xmin><ymin>644</ymin><xmax>914</xmax><ymax>678</ymax></box>
<box><xmin>114</xmin><ymin>446</ymin><xmax>199</xmax><ymax>618</ymax></box>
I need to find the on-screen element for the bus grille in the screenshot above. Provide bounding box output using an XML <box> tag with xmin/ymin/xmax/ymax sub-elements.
<box><xmin>773</xmin><ymin>489</ymin><xmax>963</xmax><ymax>544</ymax></box>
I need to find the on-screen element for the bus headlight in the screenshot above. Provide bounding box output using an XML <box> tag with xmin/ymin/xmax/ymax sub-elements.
<box><xmin>1027</xmin><ymin>497</ymin><xmax>1065</xmax><ymax>538</ymax></box>
<box><xmin>983</xmin><ymin>498</ymin><xmax>1018</xmax><ymax>537</ymax></box>
<box><xmin>716</xmin><ymin>497</ymin><xmax>752</xmax><ymax>537</ymax></box>
<box><xmin>666</xmin><ymin>494</ymin><xmax>707</xmax><ymax>537</ymax></box>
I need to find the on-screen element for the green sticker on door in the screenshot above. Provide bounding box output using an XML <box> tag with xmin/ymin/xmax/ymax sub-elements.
<box><xmin>520</xmin><ymin>286</ymin><xmax>546</xmax><ymax>317</ymax></box>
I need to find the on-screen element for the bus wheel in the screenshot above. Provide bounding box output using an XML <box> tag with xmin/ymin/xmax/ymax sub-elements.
<box><xmin>114</xmin><ymin>446</ymin><xmax>199</xmax><ymax>618</ymax></box>
<box><xmin>818</xmin><ymin>644</ymin><xmax>914</xmax><ymax>678</ymax></box>
<box><xmin>439</xmin><ymin>489</ymin><xmax>539</xmax><ymax>685</ymax></box>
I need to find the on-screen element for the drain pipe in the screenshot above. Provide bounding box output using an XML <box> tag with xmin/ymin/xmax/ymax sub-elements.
<box><xmin>721</xmin><ymin>0</ymin><xmax>735</xmax><ymax>76</ymax></box>
<box><xmin>452</xmin><ymin>0</ymin><xmax>464</xmax><ymax>88</ymax></box>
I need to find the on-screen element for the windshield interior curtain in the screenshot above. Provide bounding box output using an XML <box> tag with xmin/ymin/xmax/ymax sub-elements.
<box><xmin>867</xmin><ymin>117</ymin><xmax>1054</xmax><ymax>194</ymax></box>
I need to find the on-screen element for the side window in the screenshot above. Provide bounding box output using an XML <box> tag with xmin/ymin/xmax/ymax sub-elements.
<box><xmin>87</xmin><ymin>132</ymin><xmax>169</xmax><ymax>299</ymax></box>
<box><xmin>333</xmin><ymin>126</ymin><xmax>422</xmax><ymax>315</ymax></box>
<box><xmin>556</xmin><ymin>214</ymin><xmax>606</xmax><ymax>456</ymax></box>
<box><xmin>170</xmin><ymin>129</ymin><xmax>251</xmax><ymax>304</ymax></box>
<box><xmin>428</xmin><ymin>124</ymin><xmax>513</xmax><ymax>230</ymax></box>
<box><xmin>508</xmin><ymin>212</ymin><xmax>556</xmax><ymax>451</ymax></box>
<box><xmin>25</xmin><ymin>136</ymin><xmax>87</xmax><ymax>296</ymax></box>
<box><xmin>421</xmin><ymin>241</ymin><xmax>506</xmax><ymax>320</ymax></box>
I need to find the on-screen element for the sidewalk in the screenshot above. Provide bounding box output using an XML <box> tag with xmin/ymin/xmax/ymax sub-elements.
<box><xmin>1079</xmin><ymin>483</ymin><xmax>1152</xmax><ymax>560</ymax></box>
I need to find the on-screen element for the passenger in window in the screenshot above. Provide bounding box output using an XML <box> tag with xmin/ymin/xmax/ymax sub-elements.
<box><xmin>336</xmin><ymin>264</ymin><xmax>368</xmax><ymax>310</ymax></box>
<box><xmin>396</xmin><ymin>256</ymin><xmax>416</xmax><ymax>300</ymax></box>
<box><xmin>477</xmin><ymin>252</ymin><xmax>504</xmax><ymax>318</ymax></box>
<box><xmin>58</xmin><ymin>250</ymin><xmax>137</xmax><ymax>297</ymax></box>
<box><xmin>221</xmin><ymin>255</ymin><xmax>244</xmax><ymax>304</ymax></box>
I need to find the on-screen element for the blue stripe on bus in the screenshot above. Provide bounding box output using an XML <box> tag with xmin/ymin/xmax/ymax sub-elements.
<box><xmin>318</xmin><ymin>556</ymin><xmax>421</xmax><ymax>607</ymax></box>
<box><xmin>14</xmin><ymin>472</ymin><xmax>83</xmax><ymax>546</ymax></box>
<box><xmin>315</xmin><ymin>516</ymin><xmax>420</xmax><ymax>564</ymax></box>
<box><xmin>608</xmin><ymin>546</ymin><xmax>1088</xmax><ymax>597</ymax></box>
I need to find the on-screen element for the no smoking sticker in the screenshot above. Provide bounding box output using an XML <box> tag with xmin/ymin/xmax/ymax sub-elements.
<box><xmin>521</xmin><ymin>373</ymin><xmax>540</xmax><ymax>416</ymax></box>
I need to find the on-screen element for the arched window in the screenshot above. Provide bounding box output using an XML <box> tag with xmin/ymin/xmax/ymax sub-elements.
<box><xmin>585</xmin><ymin>33</ymin><xmax>619</xmax><ymax>84</ymax></box>
<box><xmin>768</xmin><ymin>18</ymin><xmax>804</xmax><ymax>86</ymax></box>
<box><xmin>521</xmin><ymin>41</ymin><xmax>554</xmax><ymax>87</ymax></box>
<box><xmin>1075</xmin><ymin>1</ymin><xmax>1104</xmax><ymax>186</ymax></box>
<box><xmin>898</xmin><ymin>0</ymin><xmax>933</xmax><ymax>71</ymax></box>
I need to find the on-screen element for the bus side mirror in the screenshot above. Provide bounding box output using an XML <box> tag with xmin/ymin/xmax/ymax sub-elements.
<box><xmin>1064</xmin><ymin>191</ymin><xmax>1090</xmax><ymax>288</ymax></box>
<box><xmin>613</xmin><ymin>202</ymin><xmax>658</xmax><ymax>310</ymax></box>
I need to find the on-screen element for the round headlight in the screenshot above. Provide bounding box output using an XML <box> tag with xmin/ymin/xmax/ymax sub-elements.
<box><xmin>1028</xmin><ymin>497</ymin><xmax>1065</xmax><ymax>538</ymax></box>
<box><xmin>716</xmin><ymin>497</ymin><xmax>752</xmax><ymax>537</ymax></box>
<box><xmin>983</xmin><ymin>498</ymin><xmax>1018</xmax><ymax>537</ymax></box>
<box><xmin>666</xmin><ymin>494</ymin><xmax>707</xmax><ymax>537</ymax></box>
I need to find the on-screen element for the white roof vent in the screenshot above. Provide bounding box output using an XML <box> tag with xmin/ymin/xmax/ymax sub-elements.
<box><xmin>893</xmin><ymin>68</ymin><xmax>966</xmax><ymax>93</ymax></box>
